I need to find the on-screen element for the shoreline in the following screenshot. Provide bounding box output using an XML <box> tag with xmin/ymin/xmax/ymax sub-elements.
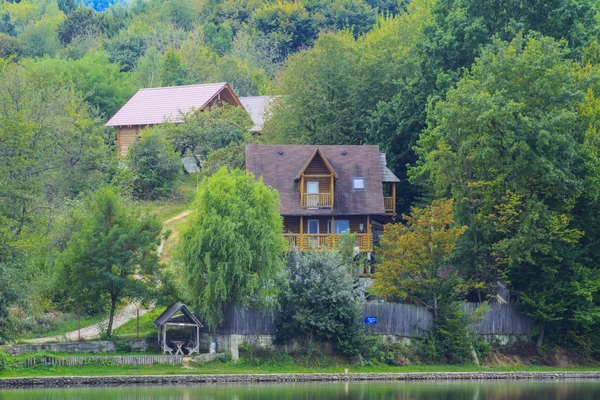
<box><xmin>2</xmin><ymin>371</ymin><xmax>600</xmax><ymax>388</ymax></box>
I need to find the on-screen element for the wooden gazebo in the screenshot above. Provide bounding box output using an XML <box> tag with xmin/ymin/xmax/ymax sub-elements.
<box><xmin>154</xmin><ymin>303</ymin><xmax>203</xmax><ymax>354</ymax></box>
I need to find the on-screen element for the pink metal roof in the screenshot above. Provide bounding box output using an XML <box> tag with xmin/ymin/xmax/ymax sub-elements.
<box><xmin>106</xmin><ymin>82</ymin><xmax>232</xmax><ymax>127</ymax></box>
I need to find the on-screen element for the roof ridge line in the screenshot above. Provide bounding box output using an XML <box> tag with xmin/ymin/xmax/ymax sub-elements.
<box><xmin>137</xmin><ymin>82</ymin><xmax>227</xmax><ymax>91</ymax></box>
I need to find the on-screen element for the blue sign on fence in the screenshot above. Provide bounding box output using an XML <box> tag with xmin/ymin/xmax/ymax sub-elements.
<box><xmin>364</xmin><ymin>316</ymin><xmax>377</xmax><ymax>325</ymax></box>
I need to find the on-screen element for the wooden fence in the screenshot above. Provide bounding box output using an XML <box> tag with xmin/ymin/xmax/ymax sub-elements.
<box><xmin>362</xmin><ymin>302</ymin><xmax>432</xmax><ymax>336</ymax></box>
<box><xmin>200</xmin><ymin>302</ymin><xmax>535</xmax><ymax>337</ymax></box>
<box><xmin>465</xmin><ymin>303</ymin><xmax>535</xmax><ymax>335</ymax></box>
<box><xmin>25</xmin><ymin>355</ymin><xmax>183</xmax><ymax>368</ymax></box>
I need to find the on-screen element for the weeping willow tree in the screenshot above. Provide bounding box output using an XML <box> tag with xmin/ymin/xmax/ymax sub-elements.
<box><xmin>178</xmin><ymin>167</ymin><xmax>287</xmax><ymax>328</ymax></box>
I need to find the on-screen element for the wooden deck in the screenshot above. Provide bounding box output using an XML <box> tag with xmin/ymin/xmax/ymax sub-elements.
<box><xmin>283</xmin><ymin>233</ymin><xmax>373</xmax><ymax>252</ymax></box>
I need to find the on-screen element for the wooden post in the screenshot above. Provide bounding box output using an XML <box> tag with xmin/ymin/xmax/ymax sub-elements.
<box><xmin>162</xmin><ymin>325</ymin><xmax>167</xmax><ymax>354</ymax></box>
<box><xmin>367</xmin><ymin>216</ymin><xmax>372</xmax><ymax>252</ymax></box>
<box><xmin>392</xmin><ymin>183</ymin><xmax>397</xmax><ymax>215</ymax></box>
<box><xmin>19</xmin><ymin>308</ymin><xmax>22</xmax><ymax>335</ymax></box>
<box><xmin>136</xmin><ymin>308</ymin><xmax>140</xmax><ymax>340</ymax></box>
<box><xmin>331</xmin><ymin>216</ymin><xmax>335</xmax><ymax>249</ymax></box>
<box><xmin>78</xmin><ymin>311</ymin><xmax>81</xmax><ymax>342</ymax></box>
<box><xmin>330</xmin><ymin>175</ymin><xmax>334</xmax><ymax>208</ymax></box>
<box><xmin>300</xmin><ymin>175</ymin><xmax>305</xmax><ymax>208</ymax></box>
<box><xmin>300</xmin><ymin>216</ymin><xmax>304</xmax><ymax>251</ymax></box>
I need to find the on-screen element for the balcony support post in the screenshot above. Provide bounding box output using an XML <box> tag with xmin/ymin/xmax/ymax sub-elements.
<box><xmin>331</xmin><ymin>216</ymin><xmax>335</xmax><ymax>250</ymax></box>
<box><xmin>392</xmin><ymin>183</ymin><xmax>396</xmax><ymax>216</ymax></box>
<box><xmin>330</xmin><ymin>175</ymin><xmax>334</xmax><ymax>208</ymax></box>
<box><xmin>299</xmin><ymin>216</ymin><xmax>304</xmax><ymax>251</ymax></box>
<box><xmin>300</xmin><ymin>174</ymin><xmax>304</xmax><ymax>208</ymax></box>
<box><xmin>367</xmin><ymin>216</ymin><xmax>372</xmax><ymax>252</ymax></box>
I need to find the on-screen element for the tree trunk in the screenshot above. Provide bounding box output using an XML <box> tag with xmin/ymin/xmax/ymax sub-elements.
<box><xmin>536</xmin><ymin>325</ymin><xmax>545</xmax><ymax>351</ymax></box>
<box><xmin>433</xmin><ymin>294</ymin><xmax>438</xmax><ymax>320</ymax></box>
<box><xmin>107</xmin><ymin>295</ymin><xmax>117</xmax><ymax>337</ymax></box>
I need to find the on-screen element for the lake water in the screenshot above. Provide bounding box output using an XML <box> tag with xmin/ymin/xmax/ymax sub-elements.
<box><xmin>2</xmin><ymin>380</ymin><xmax>600</xmax><ymax>400</ymax></box>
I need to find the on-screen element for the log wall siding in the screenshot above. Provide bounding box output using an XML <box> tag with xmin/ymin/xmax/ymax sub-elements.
<box><xmin>284</xmin><ymin>216</ymin><xmax>367</xmax><ymax>234</ymax></box>
<box><xmin>283</xmin><ymin>216</ymin><xmax>300</xmax><ymax>234</ymax></box>
<box><xmin>302</xmin><ymin>177</ymin><xmax>331</xmax><ymax>194</ymax></box>
<box><xmin>117</xmin><ymin>127</ymin><xmax>140</xmax><ymax>157</ymax></box>
<box><xmin>304</xmin><ymin>153</ymin><xmax>330</xmax><ymax>175</ymax></box>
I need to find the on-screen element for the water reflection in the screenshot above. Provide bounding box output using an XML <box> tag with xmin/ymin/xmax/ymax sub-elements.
<box><xmin>2</xmin><ymin>380</ymin><xmax>600</xmax><ymax>400</ymax></box>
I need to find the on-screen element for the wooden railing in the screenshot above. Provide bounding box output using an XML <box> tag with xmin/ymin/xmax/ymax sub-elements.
<box><xmin>301</xmin><ymin>193</ymin><xmax>332</xmax><ymax>208</ymax></box>
<box><xmin>384</xmin><ymin>197</ymin><xmax>395</xmax><ymax>215</ymax></box>
<box><xmin>283</xmin><ymin>233</ymin><xmax>372</xmax><ymax>252</ymax></box>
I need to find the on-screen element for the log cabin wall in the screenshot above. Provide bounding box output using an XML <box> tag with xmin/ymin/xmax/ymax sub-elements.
<box><xmin>117</xmin><ymin>126</ymin><xmax>141</xmax><ymax>157</ymax></box>
<box><xmin>302</xmin><ymin>177</ymin><xmax>331</xmax><ymax>194</ymax></box>
<box><xmin>304</xmin><ymin>153</ymin><xmax>330</xmax><ymax>175</ymax></box>
<box><xmin>283</xmin><ymin>216</ymin><xmax>301</xmax><ymax>234</ymax></box>
<box><xmin>283</xmin><ymin>216</ymin><xmax>368</xmax><ymax>234</ymax></box>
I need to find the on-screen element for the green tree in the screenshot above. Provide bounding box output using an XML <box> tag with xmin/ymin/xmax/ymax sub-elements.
<box><xmin>250</xmin><ymin>1</ymin><xmax>318</xmax><ymax>61</ymax></box>
<box><xmin>57</xmin><ymin>0</ymin><xmax>78</xmax><ymax>15</ymax></box>
<box><xmin>265</xmin><ymin>31</ymin><xmax>361</xmax><ymax>145</ymax></box>
<box><xmin>410</xmin><ymin>35</ymin><xmax>600</xmax><ymax>348</ymax></box>
<box><xmin>159</xmin><ymin>46</ymin><xmax>190</xmax><ymax>86</ymax></box>
<box><xmin>0</xmin><ymin>33</ymin><xmax>20</xmax><ymax>58</ymax></box>
<box><xmin>370</xmin><ymin>0</ymin><xmax>600</xmax><ymax>212</ymax></box>
<box><xmin>57</xmin><ymin>187</ymin><xmax>163</xmax><ymax>336</ymax></box>
<box><xmin>18</xmin><ymin>13</ymin><xmax>63</xmax><ymax>57</ymax></box>
<box><xmin>275</xmin><ymin>251</ymin><xmax>364</xmax><ymax>355</ymax></box>
<box><xmin>322</xmin><ymin>0</ymin><xmax>377</xmax><ymax>38</ymax></box>
<box><xmin>106</xmin><ymin>33</ymin><xmax>146</xmax><ymax>72</ymax></box>
<box><xmin>162</xmin><ymin>104</ymin><xmax>252</xmax><ymax>169</ymax></box>
<box><xmin>57</xmin><ymin>7</ymin><xmax>100</xmax><ymax>45</ymax></box>
<box><xmin>178</xmin><ymin>168</ymin><xmax>286</xmax><ymax>328</ymax></box>
<box><xmin>0</xmin><ymin>13</ymin><xmax>16</xmax><ymax>36</ymax></box>
<box><xmin>28</xmin><ymin>51</ymin><xmax>134</xmax><ymax>117</ymax></box>
<box><xmin>203</xmin><ymin>22</ymin><xmax>233</xmax><ymax>56</ymax></box>
<box><xmin>374</xmin><ymin>199</ymin><xmax>468</xmax><ymax>319</ymax></box>
<box><xmin>126</xmin><ymin>130</ymin><xmax>182</xmax><ymax>200</ymax></box>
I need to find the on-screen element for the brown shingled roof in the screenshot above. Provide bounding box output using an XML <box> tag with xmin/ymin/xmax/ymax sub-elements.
<box><xmin>246</xmin><ymin>145</ymin><xmax>386</xmax><ymax>216</ymax></box>
<box><xmin>106</xmin><ymin>82</ymin><xmax>242</xmax><ymax>127</ymax></box>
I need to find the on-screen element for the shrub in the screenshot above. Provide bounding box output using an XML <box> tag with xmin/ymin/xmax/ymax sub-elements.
<box><xmin>275</xmin><ymin>252</ymin><xmax>364</xmax><ymax>356</ymax></box>
<box><xmin>0</xmin><ymin>351</ymin><xmax>8</xmax><ymax>371</ymax></box>
<box><xmin>126</xmin><ymin>130</ymin><xmax>181</xmax><ymax>200</ymax></box>
<box><xmin>417</xmin><ymin>301</ymin><xmax>488</xmax><ymax>364</ymax></box>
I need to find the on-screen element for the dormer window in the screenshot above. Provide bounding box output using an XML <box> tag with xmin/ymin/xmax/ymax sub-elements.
<box><xmin>353</xmin><ymin>177</ymin><xmax>365</xmax><ymax>190</ymax></box>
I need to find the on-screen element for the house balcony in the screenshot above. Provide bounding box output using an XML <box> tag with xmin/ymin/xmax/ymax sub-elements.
<box><xmin>283</xmin><ymin>233</ymin><xmax>373</xmax><ymax>252</ymax></box>
<box><xmin>301</xmin><ymin>193</ymin><xmax>332</xmax><ymax>209</ymax></box>
<box><xmin>384</xmin><ymin>197</ymin><xmax>396</xmax><ymax>215</ymax></box>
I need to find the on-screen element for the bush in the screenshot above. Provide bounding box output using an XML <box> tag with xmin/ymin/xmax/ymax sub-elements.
<box><xmin>360</xmin><ymin>336</ymin><xmax>415</xmax><ymax>366</ymax></box>
<box><xmin>238</xmin><ymin>345</ymin><xmax>336</xmax><ymax>369</ymax></box>
<box><xmin>126</xmin><ymin>130</ymin><xmax>182</xmax><ymax>200</ymax></box>
<box><xmin>0</xmin><ymin>351</ymin><xmax>8</xmax><ymax>371</ymax></box>
<box><xmin>417</xmin><ymin>301</ymin><xmax>488</xmax><ymax>364</ymax></box>
<box><xmin>275</xmin><ymin>252</ymin><xmax>364</xmax><ymax>356</ymax></box>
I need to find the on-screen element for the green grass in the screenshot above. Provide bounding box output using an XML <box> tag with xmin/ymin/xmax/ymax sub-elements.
<box><xmin>19</xmin><ymin>313</ymin><xmax>106</xmax><ymax>341</ymax></box>
<box><xmin>1</xmin><ymin>361</ymin><xmax>599</xmax><ymax>378</ymax></box>
<box><xmin>135</xmin><ymin>174</ymin><xmax>198</xmax><ymax>223</ymax></box>
<box><xmin>113</xmin><ymin>308</ymin><xmax>163</xmax><ymax>340</ymax></box>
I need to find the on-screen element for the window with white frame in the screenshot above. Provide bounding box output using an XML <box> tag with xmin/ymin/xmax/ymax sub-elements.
<box><xmin>307</xmin><ymin>181</ymin><xmax>319</xmax><ymax>194</ymax></box>
<box><xmin>353</xmin><ymin>177</ymin><xmax>365</xmax><ymax>190</ymax></box>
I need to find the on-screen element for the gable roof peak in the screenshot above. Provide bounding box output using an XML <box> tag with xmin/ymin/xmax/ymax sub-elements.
<box><xmin>294</xmin><ymin>148</ymin><xmax>338</xmax><ymax>180</ymax></box>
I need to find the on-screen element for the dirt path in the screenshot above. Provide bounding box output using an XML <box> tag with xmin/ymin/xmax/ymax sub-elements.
<box><xmin>25</xmin><ymin>302</ymin><xmax>149</xmax><ymax>344</ymax></box>
<box><xmin>24</xmin><ymin>211</ymin><xmax>192</xmax><ymax>344</ymax></box>
<box><xmin>163</xmin><ymin>210</ymin><xmax>191</xmax><ymax>225</ymax></box>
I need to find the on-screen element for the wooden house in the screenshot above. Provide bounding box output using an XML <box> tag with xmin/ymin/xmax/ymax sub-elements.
<box><xmin>245</xmin><ymin>145</ymin><xmax>400</xmax><ymax>253</ymax></box>
<box><xmin>106</xmin><ymin>82</ymin><xmax>274</xmax><ymax>158</ymax></box>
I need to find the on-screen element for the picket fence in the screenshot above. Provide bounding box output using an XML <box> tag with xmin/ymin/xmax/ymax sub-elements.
<box><xmin>199</xmin><ymin>302</ymin><xmax>535</xmax><ymax>337</ymax></box>
<box><xmin>25</xmin><ymin>355</ymin><xmax>183</xmax><ymax>367</ymax></box>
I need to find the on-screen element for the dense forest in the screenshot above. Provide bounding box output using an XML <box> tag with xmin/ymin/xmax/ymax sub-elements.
<box><xmin>3</xmin><ymin>0</ymin><xmax>600</xmax><ymax>357</ymax></box>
